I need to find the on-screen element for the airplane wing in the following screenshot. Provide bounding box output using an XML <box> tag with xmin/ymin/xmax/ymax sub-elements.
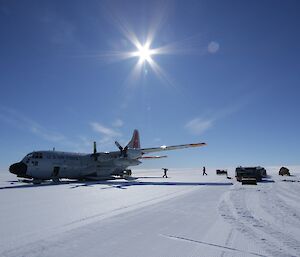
<box><xmin>141</xmin><ymin>142</ymin><xmax>206</xmax><ymax>154</ymax></box>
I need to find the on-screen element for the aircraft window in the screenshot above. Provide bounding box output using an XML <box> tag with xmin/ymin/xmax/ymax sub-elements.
<box><xmin>26</xmin><ymin>153</ymin><xmax>33</xmax><ymax>158</ymax></box>
<box><xmin>32</xmin><ymin>161</ymin><xmax>38</xmax><ymax>166</ymax></box>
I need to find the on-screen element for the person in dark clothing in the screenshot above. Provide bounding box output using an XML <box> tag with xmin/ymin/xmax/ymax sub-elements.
<box><xmin>162</xmin><ymin>168</ymin><xmax>168</xmax><ymax>178</ymax></box>
<box><xmin>202</xmin><ymin>166</ymin><xmax>207</xmax><ymax>176</ymax></box>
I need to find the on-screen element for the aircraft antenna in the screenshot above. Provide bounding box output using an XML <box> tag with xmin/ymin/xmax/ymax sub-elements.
<box><xmin>93</xmin><ymin>141</ymin><xmax>97</xmax><ymax>154</ymax></box>
<box><xmin>92</xmin><ymin>141</ymin><xmax>98</xmax><ymax>161</ymax></box>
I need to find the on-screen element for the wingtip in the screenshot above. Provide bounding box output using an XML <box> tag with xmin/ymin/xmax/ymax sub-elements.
<box><xmin>190</xmin><ymin>142</ymin><xmax>207</xmax><ymax>147</ymax></box>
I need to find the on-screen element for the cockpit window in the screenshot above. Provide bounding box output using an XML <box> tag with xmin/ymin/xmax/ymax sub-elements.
<box><xmin>32</xmin><ymin>152</ymin><xmax>43</xmax><ymax>159</ymax></box>
<box><xmin>26</xmin><ymin>153</ymin><xmax>33</xmax><ymax>158</ymax></box>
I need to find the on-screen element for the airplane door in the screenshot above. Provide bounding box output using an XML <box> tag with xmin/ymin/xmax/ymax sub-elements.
<box><xmin>30</xmin><ymin>160</ymin><xmax>40</xmax><ymax>174</ymax></box>
<box><xmin>52</xmin><ymin>166</ymin><xmax>60</xmax><ymax>178</ymax></box>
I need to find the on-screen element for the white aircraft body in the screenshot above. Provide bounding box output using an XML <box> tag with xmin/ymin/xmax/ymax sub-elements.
<box><xmin>9</xmin><ymin>130</ymin><xmax>206</xmax><ymax>183</ymax></box>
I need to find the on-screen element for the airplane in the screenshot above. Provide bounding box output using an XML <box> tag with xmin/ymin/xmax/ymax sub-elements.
<box><xmin>9</xmin><ymin>129</ymin><xmax>206</xmax><ymax>183</ymax></box>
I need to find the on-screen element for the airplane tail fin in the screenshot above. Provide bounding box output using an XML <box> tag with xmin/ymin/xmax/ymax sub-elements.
<box><xmin>126</xmin><ymin>129</ymin><xmax>140</xmax><ymax>149</ymax></box>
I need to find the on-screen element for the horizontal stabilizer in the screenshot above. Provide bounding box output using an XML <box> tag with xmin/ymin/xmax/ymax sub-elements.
<box><xmin>141</xmin><ymin>142</ymin><xmax>206</xmax><ymax>154</ymax></box>
<box><xmin>139</xmin><ymin>155</ymin><xmax>168</xmax><ymax>159</ymax></box>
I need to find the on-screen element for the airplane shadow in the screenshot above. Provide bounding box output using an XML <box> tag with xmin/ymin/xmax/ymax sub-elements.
<box><xmin>136</xmin><ymin>176</ymin><xmax>164</xmax><ymax>179</ymax></box>
<box><xmin>0</xmin><ymin>179</ymin><xmax>233</xmax><ymax>190</ymax></box>
<box><xmin>0</xmin><ymin>181</ymin><xmax>74</xmax><ymax>190</ymax></box>
<box><xmin>70</xmin><ymin>180</ymin><xmax>234</xmax><ymax>190</ymax></box>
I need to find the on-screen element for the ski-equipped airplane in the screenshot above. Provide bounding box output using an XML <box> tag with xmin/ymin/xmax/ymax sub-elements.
<box><xmin>9</xmin><ymin>129</ymin><xmax>206</xmax><ymax>183</ymax></box>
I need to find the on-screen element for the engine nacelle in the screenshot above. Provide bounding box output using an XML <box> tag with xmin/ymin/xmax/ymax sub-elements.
<box><xmin>114</xmin><ymin>158</ymin><xmax>141</xmax><ymax>167</ymax></box>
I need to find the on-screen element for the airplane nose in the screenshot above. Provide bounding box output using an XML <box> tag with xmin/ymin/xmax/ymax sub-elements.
<box><xmin>9</xmin><ymin>162</ymin><xmax>28</xmax><ymax>177</ymax></box>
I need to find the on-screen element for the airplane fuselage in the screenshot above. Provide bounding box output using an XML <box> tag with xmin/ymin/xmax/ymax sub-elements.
<box><xmin>9</xmin><ymin>150</ymin><xmax>141</xmax><ymax>181</ymax></box>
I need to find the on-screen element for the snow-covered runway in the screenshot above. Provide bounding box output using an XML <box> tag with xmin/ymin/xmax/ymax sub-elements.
<box><xmin>1</xmin><ymin>169</ymin><xmax>299</xmax><ymax>257</ymax></box>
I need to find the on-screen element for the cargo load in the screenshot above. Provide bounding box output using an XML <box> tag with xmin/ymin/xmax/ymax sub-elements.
<box><xmin>235</xmin><ymin>166</ymin><xmax>267</xmax><ymax>182</ymax></box>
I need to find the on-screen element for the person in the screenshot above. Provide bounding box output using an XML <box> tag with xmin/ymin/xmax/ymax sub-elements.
<box><xmin>162</xmin><ymin>168</ymin><xmax>168</xmax><ymax>178</ymax></box>
<box><xmin>202</xmin><ymin>166</ymin><xmax>207</xmax><ymax>176</ymax></box>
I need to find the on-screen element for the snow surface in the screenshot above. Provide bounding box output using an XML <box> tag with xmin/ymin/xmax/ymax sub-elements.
<box><xmin>1</xmin><ymin>167</ymin><xmax>300</xmax><ymax>257</ymax></box>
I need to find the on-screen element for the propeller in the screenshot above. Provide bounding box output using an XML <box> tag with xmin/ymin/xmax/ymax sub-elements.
<box><xmin>115</xmin><ymin>141</ymin><xmax>128</xmax><ymax>157</ymax></box>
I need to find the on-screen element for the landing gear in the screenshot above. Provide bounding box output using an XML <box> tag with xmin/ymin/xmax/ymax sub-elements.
<box><xmin>52</xmin><ymin>177</ymin><xmax>60</xmax><ymax>183</ymax></box>
<box><xmin>120</xmin><ymin>169</ymin><xmax>132</xmax><ymax>178</ymax></box>
<box><xmin>32</xmin><ymin>179</ymin><xmax>42</xmax><ymax>184</ymax></box>
<box><xmin>125</xmin><ymin>169</ymin><xmax>132</xmax><ymax>176</ymax></box>
<box><xmin>52</xmin><ymin>166</ymin><xmax>60</xmax><ymax>183</ymax></box>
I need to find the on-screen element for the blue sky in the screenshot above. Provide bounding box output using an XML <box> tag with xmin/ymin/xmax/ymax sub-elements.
<box><xmin>0</xmin><ymin>0</ymin><xmax>299</xmax><ymax>170</ymax></box>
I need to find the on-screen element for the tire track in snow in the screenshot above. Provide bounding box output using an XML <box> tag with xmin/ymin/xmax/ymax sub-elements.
<box><xmin>232</xmin><ymin>189</ymin><xmax>300</xmax><ymax>254</ymax></box>
<box><xmin>219</xmin><ymin>185</ymin><xmax>300</xmax><ymax>257</ymax></box>
<box><xmin>219</xmin><ymin>197</ymin><xmax>283</xmax><ymax>257</ymax></box>
<box><xmin>276</xmin><ymin>181</ymin><xmax>300</xmax><ymax>203</ymax></box>
<box><xmin>260</xmin><ymin>184</ymin><xmax>300</xmax><ymax>225</ymax></box>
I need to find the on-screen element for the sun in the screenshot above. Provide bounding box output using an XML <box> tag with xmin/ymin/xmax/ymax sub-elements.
<box><xmin>137</xmin><ymin>45</ymin><xmax>152</xmax><ymax>62</ymax></box>
<box><xmin>132</xmin><ymin>42</ymin><xmax>154</xmax><ymax>63</ymax></box>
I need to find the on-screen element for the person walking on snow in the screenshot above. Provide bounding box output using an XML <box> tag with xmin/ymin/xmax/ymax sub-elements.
<box><xmin>162</xmin><ymin>168</ymin><xmax>168</xmax><ymax>178</ymax></box>
<box><xmin>203</xmin><ymin>166</ymin><xmax>207</xmax><ymax>176</ymax></box>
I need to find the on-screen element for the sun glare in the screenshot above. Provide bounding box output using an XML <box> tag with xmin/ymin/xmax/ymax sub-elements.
<box><xmin>99</xmin><ymin>11</ymin><xmax>181</xmax><ymax>86</ymax></box>
<box><xmin>137</xmin><ymin>44</ymin><xmax>152</xmax><ymax>62</ymax></box>
<box><xmin>136</xmin><ymin>44</ymin><xmax>152</xmax><ymax>63</ymax></box>
<box><xmin>94</xmin><ymin>4</ymin><xmax>202</xmax><ymax>87</ymax></box>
